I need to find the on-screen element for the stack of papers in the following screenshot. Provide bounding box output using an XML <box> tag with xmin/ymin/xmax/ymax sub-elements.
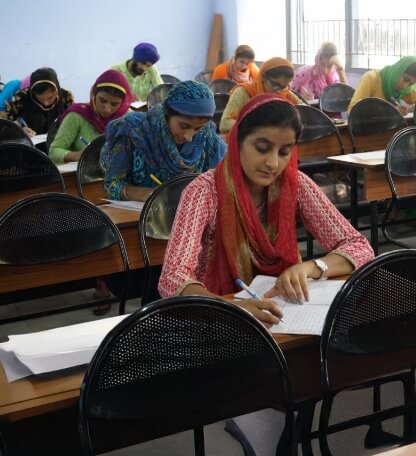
<box><xmin>234</xmin><ymin>275</ymin><xmax>345</xmax><ymax>336</ymax></box>
<box><xmin>101</xmin><ymin>199</ymin><xmax>144</xmax><ymax>212</ymax></box>
<box><xmin>0</xmin><ymin>315</ymin><xmax>128</xmax><ymax>382</ymax></box>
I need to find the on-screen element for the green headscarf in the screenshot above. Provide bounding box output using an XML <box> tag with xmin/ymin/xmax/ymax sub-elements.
<box><xmin>380</xmin><ymin>56</ymin><xmax>416</xmax><ymax>101</ymax></box>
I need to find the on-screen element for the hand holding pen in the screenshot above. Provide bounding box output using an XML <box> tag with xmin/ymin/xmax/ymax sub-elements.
<box><xmin>235</xmin><ymin>278</ymin><xmax>284</xmax><ymax>327</ymax></box>
<box><xmin>20</xmin><ymin>118</ymin><xmax>36</xmax><ymax>137</ymax></box>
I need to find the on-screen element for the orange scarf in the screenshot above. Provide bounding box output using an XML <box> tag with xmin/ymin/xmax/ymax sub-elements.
<box><xmin>205</xmin><ymin>94</ymin><xmax>300</xmax><ymax>295</ymax></box>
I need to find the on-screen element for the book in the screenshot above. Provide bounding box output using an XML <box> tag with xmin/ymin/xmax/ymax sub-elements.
<box><xmin>234</xmin><ymin>275</ymin><xmax>345</xmax><ymax>336</ymax></box>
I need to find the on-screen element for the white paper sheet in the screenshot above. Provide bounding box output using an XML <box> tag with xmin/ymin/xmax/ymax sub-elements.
<box><xmin>234</xmin><ymin>275</ymin><xmax>345</xmax><ymax>336</ymax></box>
<box><xmin>131</xmin><ymin>100</ymin><xmax>147</xmax><ymax>109</ymax></box>
<box><xmin>32</xmin><ymin>133</ymin><xmax>47</xmax><ymax>145</ymax></box>
<box><xmin>57</xmin><ymin>162</ymin><xmax>78</xmax><ymax>173</ymax></box>
<box><xmin>353</xmin><ymin>150</ymin><xmax>385</xmax><ymax>161</ymax></box>
<box><xmin>100</xmin><ymin>199</ymin><xmax>144</xmax><ymax>212</ymax></box>
<box><xmin>0</xmin><ymin>314</ymin><xmax>128</xmax><ymax>382</ymax></box>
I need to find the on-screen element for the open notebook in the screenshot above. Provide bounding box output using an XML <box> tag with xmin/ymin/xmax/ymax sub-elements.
<box><xmin>234</xmin><ymin>275</ymin><xmax>345</xmax><ymax>336</ymax></box>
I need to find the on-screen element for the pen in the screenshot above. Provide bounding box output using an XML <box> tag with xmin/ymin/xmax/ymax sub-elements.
<box><xmin>235</xmin><ymin>278</ymin><xmax>284</xmax><ymax>323</ymax></box>
<box><xmin>390</xmin><ymin>96</ymin><xmax>399</xmax><ymax>106</ymax></box>
<box><xmin>20</xmin><ymin>118</ymin><xmax>28</xmax><ymax>128</ymax></box>
<box><xmin>149</xmin><ymin>173</ymin><xmax>163</xmax><ymax>185</ymax></box>
<box><xmin>79</xmin><ymin>136</ymin><xmax>90</xmax><ymax>146</ymax></box>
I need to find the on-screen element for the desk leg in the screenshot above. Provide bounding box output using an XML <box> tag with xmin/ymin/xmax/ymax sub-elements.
<box><xmin>370</xmin><ymin>200</ymin><xmax>379</xmax><ymax>255</ymax></box>
<box><xmin>350</xmin><ymin>168</ymin><xmax>358</xmax><ymax>228</ymax></box>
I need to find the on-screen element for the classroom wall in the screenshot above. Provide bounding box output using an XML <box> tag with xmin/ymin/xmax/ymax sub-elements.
<box><xmin>1</xmin><ymin>0</ymin><xmax>217</xmax><ymax>100</ymax></box>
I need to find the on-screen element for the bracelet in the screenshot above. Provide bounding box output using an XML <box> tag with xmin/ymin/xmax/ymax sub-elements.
<box><xmin>122</xmin><ymin>185</ymin><xmax>129</xmax><ymax>200</ymax></box>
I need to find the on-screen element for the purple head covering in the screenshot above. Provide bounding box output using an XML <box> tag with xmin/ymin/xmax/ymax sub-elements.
<box><xmin>132</xmin><ymin>43</ymin><xmax>160</xmax><ymax>64</ymax></box>
<box><xmin>59</xmin><ymin>69</ymin><xmax>132</xmax><ymax>134</ymax></box>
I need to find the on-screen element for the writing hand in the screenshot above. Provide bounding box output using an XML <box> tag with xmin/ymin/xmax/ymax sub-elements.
<box><xmin>23</xmin><ymin>127</ymin><xmax>36</xmax><ymax>137</ymax></box>
<box><xmin>237</xmin><ymin>298</ymin><xmax>283</xmax><ymax>328</ymax></box>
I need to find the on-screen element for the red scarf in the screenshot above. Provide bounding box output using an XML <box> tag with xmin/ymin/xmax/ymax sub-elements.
<box><xmin>205</xmin><ymin>94</ymin><xmax>300</xmax><ymax>295</ymax></box>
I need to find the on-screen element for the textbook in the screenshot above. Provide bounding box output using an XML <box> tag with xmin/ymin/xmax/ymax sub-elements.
<box><xmin>234</xmin><ymin>275</ymin><xmax>345</xmax><ymax>336</ymax></box>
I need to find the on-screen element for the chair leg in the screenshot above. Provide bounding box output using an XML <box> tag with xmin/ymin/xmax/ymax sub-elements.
<box><xmin>318</xmin><ymin>397</ymin><xmax>333</xmax><ymax>456</ymax></box>
<box><xmin>296</xmin><ymin>401</ymin><xmax>317</xmax><ymax>456</ymax></box>
<box><xmin>224</xmin><ymin>419</ymin><xmax>256</xmax><ymax>456</ymax></box>
<box><xmin>194</xmin><ymin>427</ymin><xmax>205</xmax><ymax>456</ymax></box>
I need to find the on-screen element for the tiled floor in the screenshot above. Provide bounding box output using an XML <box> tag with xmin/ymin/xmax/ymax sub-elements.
<box><xmin>0</xmin><ymin>220</ymin><xmax>414</xmax><ymax>455</ymax></box>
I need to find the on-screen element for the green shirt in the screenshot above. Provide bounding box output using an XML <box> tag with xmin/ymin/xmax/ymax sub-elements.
<box><xmin>111</xmin><ymin>61</ymin><xmax>163</xmax><ymax>101</ymax></box>
<box><xmin>49</xmin><ymin>112</ymin><xmax>100</xmax><ymax>164</ymax></box>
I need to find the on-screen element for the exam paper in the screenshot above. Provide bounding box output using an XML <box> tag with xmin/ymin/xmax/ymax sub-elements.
<box><xmin>101</xmin><ymin>199</ymin><xmax>145</xmax><ymax>212</ymax></box>
<box><xmin>57</xmin><ymin>162</ymin><xmax>78</xmax><ymax>173</ymax></box>
<box><xmin>234</xmin><ymin>275</ymin><xmax>345</xmax><ymax>336</ymax></box>
<box><xmin>353</xmin><ymin>150</ymin><xmax>385</xmax><ymax>161</ymax></box>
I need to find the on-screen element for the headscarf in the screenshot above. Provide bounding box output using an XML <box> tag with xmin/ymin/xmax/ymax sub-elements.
<box><xmin>17</xmin><ymin>68</ymin><xmax>69</xmax><ymax>134</ymax></box>
<box><xmin>59</xmin><ymin>69</ymin><xmax>132</xmax><ymax>134</ymax></box>
<box><xmin>227</xmin><ymin>45</ymin><xmax>255</xmax><ymax>84</ymax></box>
<box><xmin>380</xmin><ymin>56</ymin><xmax>416</xmax><ymax>101</ymax></box>
<box><xmin>132</xmin><ymin>42</ymin><xmax>160</xmax><ymax>64</ymax></box>
<box><xmin>205</xmin><ymin>93</ymin><xmax>300</xmax><ymax>295</ymax></box>
<box><xmin>103</xmin><ymin>80</ymin><xmax>221</xmax><ymax>188</ymax></box>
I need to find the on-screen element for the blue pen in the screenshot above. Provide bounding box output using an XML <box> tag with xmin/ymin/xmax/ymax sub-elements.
<box><xmin>20</xmin><ymin>118</ymin><xmax>29</xmax><ymax>128</ymax></box>
<box><xmin>79</xmin><ymin>136</ymin><xmax>90</xmax><ymax>146</ymax></box>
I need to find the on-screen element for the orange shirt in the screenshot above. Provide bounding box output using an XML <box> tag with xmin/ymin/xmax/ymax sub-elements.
<box><xmin>211</xmin><ymin>61</ymin><xmax>259</xmax><ymax>83</ymax></box>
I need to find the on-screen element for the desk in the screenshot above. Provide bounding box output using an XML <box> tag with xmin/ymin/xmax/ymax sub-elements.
<box><xmin>376</xmin><ymin>443</ymin><xmax>416</xmax><ymax>455</ymax></box>
<box><xmin>328</xmin><ymin>152</ymin><xmax>416</xmax><ymax>253</ymax></box>
<box><xmin>59</xmin><ymin>166</ymin><xmax>107</xmax><ymax>205</ymax></box>
<box><xmin>0</xmin><ymin>206</ymin><xmax>166</xmax><ymax>294</ymax></box>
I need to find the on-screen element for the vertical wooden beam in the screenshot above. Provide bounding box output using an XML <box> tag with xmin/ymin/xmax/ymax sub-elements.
<box><xmin>206</xmin><ymin>14</ymin><xmax>224</xmax><ymax>70</ymax></box>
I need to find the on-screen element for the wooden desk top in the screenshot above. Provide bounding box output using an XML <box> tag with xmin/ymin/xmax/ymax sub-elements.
<box><xmin>376</xmin><ymin>443</ymin><xmax>416</xmax><ymax>455</ymax></box>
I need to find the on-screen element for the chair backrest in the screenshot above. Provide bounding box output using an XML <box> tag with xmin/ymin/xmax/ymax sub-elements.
<box><xmin>146</xmin><ymin>83</ymin><xmax>174</xmax><ymax>109</ymax></box>
<box><xmin>0</xmin><ymin>118</ymin><xmax>34</xmax><ymax>147</ymax></box>
<box><xmin>0</xmin><ymin>143</ymin><xmax>66</xmax><ymax>213</ymax></box>
<box><xmin>208</xmin><ymin>78</ymin><xmax>236</xmax><ymax>94</ymax></box>
<box><xmin>76</xmin><ymin>135</ymin><xmax>107</xmax><ymax>204</ymax></box>
<box><xmin>347</xmin><ymin>97</ymin><xmax>407</xmax><ymax>153</ymax></box>
<box><xmin>319</xmin><ymin>83</ymin><xmax>355</xmax><ymax>114</ymax></box>
<box><xmin>45</xmin><ymin>117</ymin><xmax>60</xmax><ymax>154</ymax></box>
<box><xmin>138</xmin><ymin>173</ymin><xmax>199</xmax><ymax>304</ymax></box>
<box><xmin>194</xmin><ymin>70</ymin><xmax>213</xmax><ymax>85</ymax></box>
<box><xmin>160</xmin><ymin>74</ymin><xmax>181</xmax><ymax>84</ymax></box>
<box><xmin>79</xmin><ymin>296</ymin><xmax>294</xmax><ymax>456</ymax></box>
<box><xmin>0</xmin><ymin>193</ymin><xmax>130</xmax><ymax>319</ymax></box>
<box><xmin>213</xmin><ymin>93</ymin><xmax>229</xmax><ymax>132</ymax></box>
<box><xmin>321</xmin><ymin>249</ymin><xmax>416</xmax><ymax>393</ymax></box>
<box><xmin>296</xmin><ymin>105</ymin><xmax>345</xmax><ymax>157</ymax></box>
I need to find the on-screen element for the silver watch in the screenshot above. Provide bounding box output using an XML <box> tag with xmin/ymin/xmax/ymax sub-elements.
<box><xmin>312</xmin><ymin>258</ymin><xmax>328</xmax><ymax>280</ymax></box>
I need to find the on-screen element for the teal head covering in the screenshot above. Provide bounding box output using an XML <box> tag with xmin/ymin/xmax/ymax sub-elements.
<box><xmin>164</xmin><ymin>80</ymin><xmax>215</xmax><ymax>117</ymax></box>
<box><xmin>380</xmin><ymin>56</ymin><xmax>416</xmax><ymax>101</ymax></box>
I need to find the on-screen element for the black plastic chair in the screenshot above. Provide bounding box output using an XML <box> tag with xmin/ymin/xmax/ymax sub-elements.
<box><xmin>0</xmin><ymin>118</ymin><xmax>34</xmax><ymax>147</ymax></box>
<box><xmin>382</xmin><ymin>127</ymin><xmax>416</xmax><ymax>249</ymax></box>
<box><xmin>208</xmin><ymin>78</ymin><xmax>236</xmax><ymax>94</ymax></box>
<box><xmin>146</xmin><ymin>83</ymin><xmax>174</xmax><ymax>109</ymax></box>
<box><xmin>45</xmin><ymin>117</ymin><xmax>60</xmax><ymax>154</ymax></box>
<box><xmin>319</xmin><ymin>83</ymin><xmax>355</xmax><ymax>116</ymax></box>
<box><xmin>348</xmin><ymin>97</ymin><xmax>407</xmax><ymax>154</ymax></box>
<box><xmin>160</xmin><ymin>74</ymin><xmax>181</xmax><ymax>84</ymax></box>
<box><xmin>0</xmin><ymin>143</ymin><xmax>65</xmax><ymax>213</ymax></box>
<box><xmin>0</xmin><ymin>193</ymin><xmax>131</xmax><ymax>322</ymax></box>
<box><xmin>138</xmin><ymin>173</ymin><xmax>199</xmax><ymax>305</ymax></box>
<box><xmin>213</xmin><ymin>93</ymin><xmax>229</xmax><ymax>132</ymax></box>
<box><xmin>318</xmin><ymin>250</ymin><xmax>416</xmax><ymax>455</ymax></box>
<box><xmin>79</xmin><ymin>296</ymin><xmax>295</xmax><ymax>456</ymax></box>
<box><xmin>76</xmin><ymin>135</ymin><xmax>107</xmax><ymax>204</ymax></box>
<box><xmin>194</xmin><ymin>70</ymin><xmax>213</xmax><ymax>85</ymax></box>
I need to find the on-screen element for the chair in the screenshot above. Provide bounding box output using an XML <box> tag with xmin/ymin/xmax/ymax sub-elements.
<box><xmin>0</xmin><ymin>193</ymin><xmax>131</xmax><ymax>322</ymax></box>
<box><xmin>347</xmin><ymin>97</ymin><xmax>407</xmax><ymax>154</ymax></box>
<box><xmin>160</xmin><ymin>74</ymin><xmax>181</xmax><ymax>84</ymax></box>
<box><xmin>45</xmin><ymin>117</ymin><xmax>60</xmax><ymax>153</ymax></box>
<box><xmin>213</xmin><ymin>93</ymin><xmax>229</xmax><ymax>132</ymax></box>
<box><xmin>79</xmin><ymin>296</ymin><xmax>295</xmax><ymax>456</ymax></box>
<box><xmin>318</xmin><ymin>250</ymin><xmax>416</xmax><ymax>455</ymax></box>
<box><xmin>194</xmin><ymin>70</ymin><xmax>213</xmax><ymax>85</ymax></box>
<box><xmin>319</xmin><ymin>83</ymin><xmax>355</xmax><ymax>116</ymax></box>
<box><xmin>138</xmin><ymin>173</ymin><xmax>199</xmax><ymax>305</ymax></box>
<box><xmin>208</xmin><ymin>78</ymin><xmax>236</xmax><ymax>94</ymax></box>
<box><xmin>382</xmin><ymin>126</ymin><xmax>416</xmax><ymax>249</ymax></box>
<box><xmin>0</xmin><ymin>143</ymin><xmax>65</xmax><ymax>213</ymax></box>
<box><xmin>76</xmin><ymin>134</ymin><xmax>107</xmax><ymax>204</ymax></box>
<box><xmin>0</xmin><ymin>118</ymin><xmax>34</xmax><ymax>147</ymax></box>
<box><xmin>146</xmin><ymin>83</ymin><xmax>174</xmax><ymax>109</ymax></box>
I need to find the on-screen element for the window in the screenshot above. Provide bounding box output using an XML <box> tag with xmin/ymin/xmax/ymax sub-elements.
<box><xmin>288</xmin><ymin>0</ymin><xmax>416</xmax><ymax>71</ymax></box>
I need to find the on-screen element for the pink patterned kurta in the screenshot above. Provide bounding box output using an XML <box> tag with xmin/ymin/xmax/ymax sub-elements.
<box><xmin>159</xmin><ymin>170</ymin><xmax>374</xmax><ymax>297</ymax></box>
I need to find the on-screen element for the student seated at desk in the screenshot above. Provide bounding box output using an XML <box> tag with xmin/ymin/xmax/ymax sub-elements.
<box><xmin>159</xmin><ymin>94</ymin><xmax>374</xmax><ymax>327</ymax></box>
<box><xmin>219</xmin><ymin>57</ymin><xmax>304</xmax><ymax>135</ymax></box>
<box><xmin>348</xmin><ymin>56</ymin><xmax>416</xmax><ymax>114</ymax></box>
<box><xmin>112</xmin><ymin>42</ymin><xmax>163</xmax><ymax>102</ymax></box>
<box><xmin>291</xmin><ymin>42</ymin><xmax>348</xmax><ymax>101</ymax></box>
<box><xmin>101</xmin><ymin>80</ymin><xmax>227</xmax><ymax>202</ymax></box>
<box><xmin>211</xmin><ymin>44</ymin><xmax>259</xmax><ymax>84</ymax></box>
<box><xmin>0</xmin><ymin>73</ymin><xmax>30</xmax><ymax>112</ymax></box>
<box><xmin>6</xmin><ymin>67</ymin><xmax>74</xmax><ymax>136</ymax></box>
<box><xmin>49</xmin><ymin>70</ymin><xmax>132</xmax><ymax>164</ymax></box>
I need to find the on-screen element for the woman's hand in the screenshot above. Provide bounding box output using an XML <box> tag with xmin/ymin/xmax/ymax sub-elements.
<box><xmin>396</xmin><ymin>104</ymin><xmax>409</xmax><ymax>116</ymax></box>
<box><xmin>23</xmin><ymin>126</ymin><xmax>36</xmax><ymax>137</ymax></box>
<box><xmin>236</xmin><ymin>298</ymin><xmax>283</xmax><ymax>328</ymax></box>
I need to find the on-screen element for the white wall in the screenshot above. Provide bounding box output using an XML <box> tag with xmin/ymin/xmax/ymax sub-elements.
<box><xmin>1</xmin><ymin>0</ymin><xmax>215</xmax><ymax>100</ymax></box>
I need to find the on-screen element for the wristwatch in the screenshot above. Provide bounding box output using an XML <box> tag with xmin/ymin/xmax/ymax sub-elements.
<box><xmin>312</xmin><ymin>258</ymin><xmax>328</xmax><ymax>280</ymax></box>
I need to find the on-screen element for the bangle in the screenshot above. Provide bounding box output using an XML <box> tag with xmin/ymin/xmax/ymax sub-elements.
<box><xmin>122</xmin><ymin>185</ymin><xmax>129</xmax><ymax>200</ymax></box>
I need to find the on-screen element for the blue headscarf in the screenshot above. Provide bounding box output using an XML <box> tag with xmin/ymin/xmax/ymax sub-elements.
<box><xmin>101</xmin><ymin>81</ymin><xmax>225</xmax><ymax>199</ymax></box>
